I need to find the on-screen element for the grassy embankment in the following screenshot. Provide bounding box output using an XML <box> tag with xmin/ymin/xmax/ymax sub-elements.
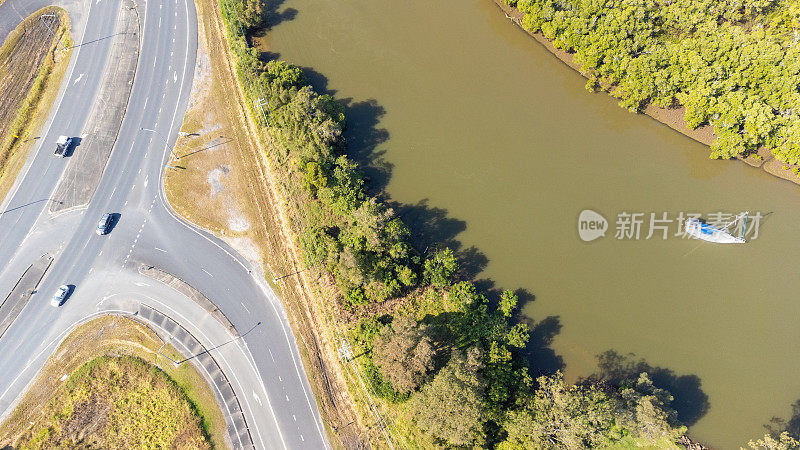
<box><xmin>0</xmin><ymin>7</ymin><xmax>72</xmax><ymax>204</ymax></box>
<box><xmin>0</xmin><ymin>316</ymin><xmax>228</xmax><ymax>449</ymax></box>
<box><xmin>165</xmin><ymin>0</ymin><xmax>372</xmax><ymax>445</ymax></box>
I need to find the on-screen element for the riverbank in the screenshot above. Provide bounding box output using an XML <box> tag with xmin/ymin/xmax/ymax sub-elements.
<box><xmin>491</xmin><ymin>0</ymin><xmax>800</xmax><ymax>186</ymax></box>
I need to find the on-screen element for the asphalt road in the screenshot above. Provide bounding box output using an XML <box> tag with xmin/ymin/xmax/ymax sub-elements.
<box><xmin>0</xmin><ymin>0</ymin><xmax>329</xmax><ymax>448</ymax></box>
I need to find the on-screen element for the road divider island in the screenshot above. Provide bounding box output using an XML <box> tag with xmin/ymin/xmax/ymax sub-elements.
<box><xmin>0</xmin><ymin>316</ymin><xmax>227</xmax><ymax>449</ymax></box>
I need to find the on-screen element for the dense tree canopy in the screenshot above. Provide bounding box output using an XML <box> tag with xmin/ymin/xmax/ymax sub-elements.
<box><xmin>410</xmin><ymin>348</ymin><xmax>489</xmax><ymax>447</ymax></box>
<box><xmin>372</xmin><ymin>316</ymin><xmax>436</xmax><ymax>394</ymax></box>
<box><xmin>508</xmin><ymin>0</ymin><xmax>800</xmax><ymax>164</ymax></box>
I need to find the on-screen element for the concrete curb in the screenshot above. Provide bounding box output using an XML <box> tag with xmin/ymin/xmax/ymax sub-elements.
<box><xmin>138</xmin><ymin>264</ymin><xmax>240</xmax><ymax>338</ymax></box>
<box><xmin>0</xmin><ymin>254</ymin><xmax>53</xmax><ymax>341</ymax></box>
<box><xmin>136</xmin><ymin>303</ymin><xmax>255</xmax><ymax>450</ymax></box>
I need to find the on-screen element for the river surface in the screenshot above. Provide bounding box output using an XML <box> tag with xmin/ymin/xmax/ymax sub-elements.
<box><xmin>261</xmin><ymin>0</ymin><xmax>800</xmax><ymax>447</ymax></box>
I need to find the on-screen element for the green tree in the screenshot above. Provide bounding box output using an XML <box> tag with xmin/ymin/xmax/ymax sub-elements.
<box><xmin>410</xmin><ymin>348</ymin><xmax>487</xmax><ymax>447</ymax></box>
<box><xmin>499</xmin><ymin>290</ymin><xmax>518</xmax><ymax>317</ymax></box>
<box><xmin>423</xmin><ymin>248</ymin><xmax>458</xmax><ymax>288</ymax></box>
<box><xmin>746</xmin><ymin>433</ymin><xmax>800</xmax><ymax>450</ymax></box>
<box><xmin>615</xmin><ymin>373</ymin><xmax>686</xmax><ymax>443</ymax></box>
<box><xmin>237</xmin><ymin>0</ymin><xmax>265</xmax><ymax>30</ymax></box>
<box><xmin>372</xmin><ymin>316</ymin><xmax>436</xmax><ymax>394</ymax></box>
<box><xmin>499</xmin><ymin>372</ymin><xmax>615</xmax><ymax>449</ymax></box>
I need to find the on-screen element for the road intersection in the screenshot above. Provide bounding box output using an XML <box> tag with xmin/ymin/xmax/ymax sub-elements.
<box><xmin>0</xmin><ymin>0</ymin><xmax>328</xmax><ymax>447</ymax></box>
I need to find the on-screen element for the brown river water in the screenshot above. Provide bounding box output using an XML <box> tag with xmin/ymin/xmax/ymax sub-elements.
<box><xmin>260</xmin><ymin>0</ymin><xmax>800</xmax><ymax>447</ymax></box>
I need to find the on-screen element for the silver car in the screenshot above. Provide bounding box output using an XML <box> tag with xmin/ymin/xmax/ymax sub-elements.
<box><xmin>96</xmin><ymin>213</ymin><xmax>112</xmax><ymax>235</ymax></box>
<box><xmin>51</xmin><ymin>285</ymin><xmax>70</xmax><ymax>307</ymax></box>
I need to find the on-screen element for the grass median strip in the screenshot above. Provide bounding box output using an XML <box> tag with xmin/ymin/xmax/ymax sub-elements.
<box><xmin>0</xmin><ymin>7</ymin><xmax>72</xmax><ymax>205</ymax></box>
<box><xmin>0</xmin><ymin>316</ymin><xmax>228</xmax><ymax>449</ymax></box>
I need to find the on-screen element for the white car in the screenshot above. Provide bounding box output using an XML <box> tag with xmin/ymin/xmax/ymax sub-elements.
<box><xmin>96</xmin><ymin>213</ymin><xmax>112</xmax><ymax>235</ymax></box>
<box><xmin>51</xmin><ymin>285</ymin><xmax>70</xmax><ymax>307</ymax></box>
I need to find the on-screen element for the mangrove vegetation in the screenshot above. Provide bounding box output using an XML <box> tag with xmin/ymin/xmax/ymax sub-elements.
<box><xmin>506</xmin><ymin>0</ymin><xmax>800</xmax><ymax>163</ymax></box>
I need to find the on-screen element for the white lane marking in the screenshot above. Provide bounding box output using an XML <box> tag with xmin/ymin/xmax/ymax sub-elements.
<box><xmin>154</xmin><ymin>247</ymin><xmax>166</xmax><ymax>253</ymax></box>
<box><xmin>0</xmin><ymin>0</ymin><xmax>95</xmax><ymax>218</ymax></box>
<box><xmin>158</xmin><ymin>16</ymin><xmax>161</xmax><ymax>27</ymax></box>
<box><xmin>98</xmin><ymin>251</ymin><xmax>102</xmax><ymax>256</ymax></box>
<box><xmin>173</xmin><ymin>71</ymin><xmax>177</xmax><ymax>83</ymax></box>
<box><xmin>144</xmin><ymin>176</ymin><xmax>149</xmax><ymax>188</ymax></box>
<box><xmin>293</xmin><ymin>414</ymin><xmax>296</xmax><ymax>422</ymax></box>
<box><xmin>72</xmin><ymin>73</ymin><xmax>84</xmax><ymax>85</ymax></box>
<box><xmin>285</xmin><ymin>395</ymin><xmax>289</xmax><ymax>402</ymax></box>
<box><xmin>137</xmin><ymin>168</ymin><xmax>141</xmax><ymax>174</ymax></box>
<box><xmin>110</xmin><ymin>186</ymin><xmax>117</xmax><ymax>197</ymax></box>
<box><xmin>240</xmin><ymin>302</ymin><xmax>250</xmax><ymax>314</ymax></box>
<box><xmin>146</xmin><ymin>0</ymin><xmax>285</xmax><ymax>445</ymax></box>
<box><xmin>268</xmin><ymin>348</ymin><xmax>275</xmax><ymax>363</ymax></box>
<box><xmin>132</xmin><ymin>291</ymin><xmax>276</xmax><ymax>450</ymax></box>
<box><xmin>300</xmin><ymin>435</ymin><xmax>304</xmax><ymax>442</ymax></box>
<box><xmin>278</xmin><ymin>376</ymin><xmax>282</xmax><ymax>382</ymax></box>
<box><xmin>201</xmin><ymin>268</ymin><xmax>213</xmax><ymax>277</ymax></box>
<box><xmin>252</xmin><ymin>391</ymin><xmax>262</xmax><ymax>406</ymax></box>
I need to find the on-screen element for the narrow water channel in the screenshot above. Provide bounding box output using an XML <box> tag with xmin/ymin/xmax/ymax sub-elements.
<box><xmin>261</xmin><ymin>0</ymin><xmax>800</xmax><ymax>447</ymax></box>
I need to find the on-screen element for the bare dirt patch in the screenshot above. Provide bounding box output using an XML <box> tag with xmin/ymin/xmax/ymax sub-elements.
<box><xmin>0</xmin><ymin>7</ymin><xmax>71</xmax><ymax>204</ymax></box>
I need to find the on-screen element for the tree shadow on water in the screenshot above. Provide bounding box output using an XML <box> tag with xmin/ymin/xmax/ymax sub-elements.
<box><xmin>393</xmin><ymin>199</ymin><xmax>466</xmax><ymax>253</ymax></box>
<box><xmin>264</xmin><ymin>0</ymin><xmax>298</xmax><ymax>29</ymax></box>
<box><xmin>342</xmin><ymin>98</ymin><xmax>392</xmax><ymax>193</ymax></box>
<box><xmin>764</xmin><ymin>399</ymin><xmax>800</xmax><ymax>439</ymax></box>
<box><xmin>295</xmin><ymin>67</ymin><xmax>394</xmax><ymax>194</ymax></box>
<box><xmin>588</xmin><ymin>350</ymin><xmax>710</xmax><ymax>426</ymax></box>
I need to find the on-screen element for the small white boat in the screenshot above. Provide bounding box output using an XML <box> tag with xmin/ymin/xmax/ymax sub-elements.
<box><xmin>685</xmin><ymin>212</ymin><xmax>748</xmax><ymax>244</ymax></box>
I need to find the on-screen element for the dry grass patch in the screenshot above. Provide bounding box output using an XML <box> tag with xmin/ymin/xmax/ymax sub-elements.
<box><xmin>164</xmin><ymin>9</ymin><xmax>270</xmax><ymax>268</ymax></box>
<box><xmin>0</xmin><ymin>7</ymin><xmax>72</xmax><ymax>204</ymax></box>
<box><xmin>0</xmin><ymin>316</ymin><xmax>228</xmax><ymax>450</ymax></box>
<box><xmin>6</xmin><ymin>356</ymin><xmax>210</xmax><ymax>449</ymax></box>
